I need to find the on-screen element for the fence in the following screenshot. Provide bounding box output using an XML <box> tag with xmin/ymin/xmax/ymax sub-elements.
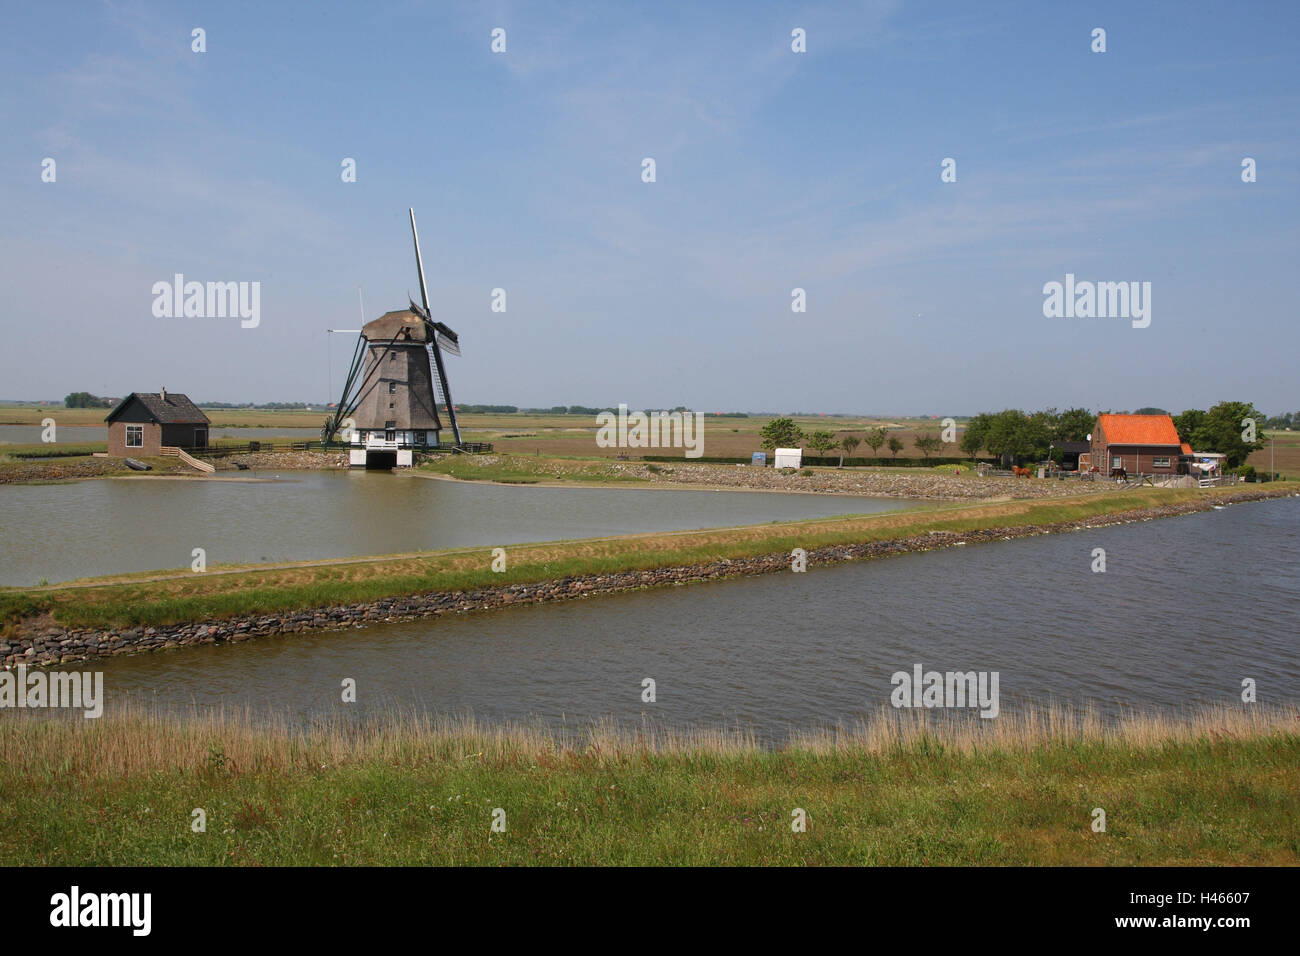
<box><xmin>159</xmin><ymin>446</ymin><xmax>215</xmax><ymax>473</ymax></box>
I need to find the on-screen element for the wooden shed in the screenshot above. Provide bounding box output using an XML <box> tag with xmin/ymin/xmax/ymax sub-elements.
<box><xmin>105</xmin><ymin>390</ymin><xmax>210</xmax><ymax>457</ymax></box>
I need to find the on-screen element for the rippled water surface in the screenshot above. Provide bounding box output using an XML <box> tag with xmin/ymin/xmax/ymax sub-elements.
<box><xmin>62</xmin><ymin>497</ymin><xmax>1300</xmax><ymax>739</ymax></box>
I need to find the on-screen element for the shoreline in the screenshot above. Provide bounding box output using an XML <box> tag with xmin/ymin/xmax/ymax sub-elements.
<box><xmin>3</xmin><ymin>484</ymin><xmax>1294</xmax><ymax>668</ymax></box>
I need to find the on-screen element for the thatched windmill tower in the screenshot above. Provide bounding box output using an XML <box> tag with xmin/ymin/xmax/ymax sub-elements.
<box><xmin>324</xmin><ymin>210</ymin><xmax>464</xmax><ymax>468</ymax></box>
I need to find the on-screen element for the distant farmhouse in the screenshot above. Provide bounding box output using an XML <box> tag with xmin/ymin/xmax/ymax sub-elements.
<box><xmin>1085</xmin><ymin>413</ymin><xmax>1183</xmax><ymax>476</ymax></box>
<box><xmin>105</xmin><ymin>390</ymin><xmax>210</xmax><ymax>457</ymax></box>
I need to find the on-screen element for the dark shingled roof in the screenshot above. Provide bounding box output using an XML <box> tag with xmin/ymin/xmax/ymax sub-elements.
<box><xmin>106</xmin><ymin>392</ymin><xmax>210</xmax><ymax>425</ymax></box>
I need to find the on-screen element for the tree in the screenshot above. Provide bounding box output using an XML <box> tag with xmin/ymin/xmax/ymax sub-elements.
<box><xmin>839</xmin><ymin>435</ymin><xmax>861</xmax><ymax>467</ymax></box>
<box><xmin>863</xmin><ymin>427</ymin><xmax>887</xmax><ymax>458</ymax></box>
<box><xmin>914</xmin><ymin>434</ymin><xmax>943</xmax><ymax>460</ymax></box>
<box><xmin>64</xmin><ymin>392</ymin><xmax>100</xmax><ymax>408</ymax></box>
<box><xmin>1199</xmin><ymin>401</ymin><xmax>1267</xmax><ymax>467</ymax></box>
<box><xmin>1053</xmin><ymin>407</ymin><xmax>1095</xmax><ymax>442</ymax></box>
<box><xmin>1173</xmin><ymin>408</ymin><xmax>1208</xmax><ymax>447</ymax></box>
<box><xmin>982</xmin><ymin>409</ymin><xmax>1027</xmax><ymax>466</ymax></box>
<box><xmin>887</xmin><ymin>435</ymin><xmax>904</xmax><ymax>459</ymax></box>
<box><xmin>808</xmin><ymin>430</ymin><xmax>838</xmax><ymax>460</ymax></box>
<box><xmin>978</xmin><ymin>408</ymin><xmax>1053</xmax><ymax>465</ymax></box>
<box><xmin>759</xmin><ymin>417</ymin><xmax>804</xmax><ymax>451</ymax></box>
<box><xmin>960</xmin><ymin>413</ymin><xmax>991</xmax><ymax>460</ymax></box>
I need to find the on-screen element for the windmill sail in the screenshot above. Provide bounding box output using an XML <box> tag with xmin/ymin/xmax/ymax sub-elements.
<box><xmin>405</xmin><ymin>299</ymin><xmax>460</xmax><ymax>355</ymax></box>
<box><xmin>432</xmin><ymin>322</ymin><xmax>460</xmax><ymax>356</ymax></box>
<box><xmin>408</xmin><ymin>211</ymin><xmax>462</xmax><ymax>444</ymax></box>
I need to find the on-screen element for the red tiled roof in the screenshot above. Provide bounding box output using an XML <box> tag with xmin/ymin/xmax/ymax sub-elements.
<box><xmin>1097</xmin><ymin>414</ymin><xmax>1181</xmax><ymax>446</ymax></box>
<box><xmin>1181</xmin><ymin>442</ymin><xmax>1193</xmax><ymax>454</ymax></box>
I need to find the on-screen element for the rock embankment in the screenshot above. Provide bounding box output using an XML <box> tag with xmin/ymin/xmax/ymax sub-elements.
<box><xmin>631</xmin><ymin>463</ymin><xmax>1119</xmax><ymax>499</ymax></box>
<box><xmin>429</xmin><ymin>453</ymin><xmax>1128</xmax><ymax>499</ymax></box>
<box><xmin>213</xmin><ymin>451</ymin><xmax>349</xmax><ymax>471</ymax></box>
<box><xmin>4</xmin><ymin>488</ymin><xmax>1290</xmax><ymax>669</ymax></box>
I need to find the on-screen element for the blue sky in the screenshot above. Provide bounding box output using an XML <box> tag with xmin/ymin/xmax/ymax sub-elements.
<box><xmin>2</xmin><ymin>0</ymin><xmax>1297</xmax><ymax>415</ymax></box>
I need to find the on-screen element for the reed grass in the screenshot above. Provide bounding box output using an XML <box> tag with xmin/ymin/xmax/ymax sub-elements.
<box><xmin>1</xmin><ymin>703</ymin><xmax>1295</xmax><ymax>865</ymax></box>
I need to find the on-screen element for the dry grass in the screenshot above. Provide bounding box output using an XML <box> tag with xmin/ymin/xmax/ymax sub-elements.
<box><xmin>3</xmin><ymin>702</ymin><xmax>1296</xmax><ymax>865</ymax></box>
<box><xmin>4</xmin><ymin>701</ymin><xmax>1294</xmax><ymax>778</ymax></box>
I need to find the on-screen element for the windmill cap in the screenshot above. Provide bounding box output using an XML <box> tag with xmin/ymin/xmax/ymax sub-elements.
<box><xmin>362</xmin><ymin>310</ymin><xmax>431</xmax><ymax>342</ymax></box>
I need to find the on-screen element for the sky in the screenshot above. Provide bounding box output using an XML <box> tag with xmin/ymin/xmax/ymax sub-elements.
<box><xmin>1</xmin><ymin>0</ymin><xmax>1297</xmax><ymax>416</ymax></box>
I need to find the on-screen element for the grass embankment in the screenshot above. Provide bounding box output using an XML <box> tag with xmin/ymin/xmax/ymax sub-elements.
<box><xmin>1</xmin><ymin>705</ymin><xmax>1295</xmax><ymax>865</ymax></box>
<box><xmin>2</xmin><ymin>484</ymin><xmax>1293</xmax><ymax>634</ymax></box>
<box><xmin>0</xmin><ymin>452</ymin><xmax>192</xmax><ymax>483</ymax></box>
<box><xmin>419</xmin><ymin>454</ymin><xmax>649</xmax><ymax>484</ymax></box>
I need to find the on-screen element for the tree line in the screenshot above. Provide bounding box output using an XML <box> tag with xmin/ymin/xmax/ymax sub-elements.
<box><xmin>63</xmin><ymin>392</ymin><xmax>115</xmax><ymax>408</ymax></box>
<box><xmin>960</xmin><ymin>408</ymin><xmax>1094</xmax><ymax>465</ymax></box>
<box><xmin>757</xmin><ymin>401</ymin><xmax>1270</xmax><ymax>470</ymax></box>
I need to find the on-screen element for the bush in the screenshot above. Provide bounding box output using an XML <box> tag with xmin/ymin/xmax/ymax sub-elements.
<box><xmin>1236</xmin><ymin>464</ymin><xmax>1257</xmax><ymax>481</ymax></box>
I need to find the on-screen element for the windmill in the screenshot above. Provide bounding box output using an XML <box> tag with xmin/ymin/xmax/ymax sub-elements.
<box><xmin>323</xmin><ymin>210</ymin><xmax>464</xmax><ymax>465</ymax></box>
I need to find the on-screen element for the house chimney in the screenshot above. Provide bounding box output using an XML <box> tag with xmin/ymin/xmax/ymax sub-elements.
<box><xmin>160</xmin><ymin>387</ymin><xmax>167</xmax><ymax>402</ymax></box>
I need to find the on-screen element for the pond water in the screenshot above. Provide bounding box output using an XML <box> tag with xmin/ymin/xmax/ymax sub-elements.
<box><xmin>0</xmin><ymin>470</ymin><xmax>912</xmax><ymax>584</ymax></box>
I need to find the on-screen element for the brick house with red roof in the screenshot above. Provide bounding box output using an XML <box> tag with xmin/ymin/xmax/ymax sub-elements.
<box><xmin>1088</xmin><ymin>413</ymin><xmax>1184</xmax><ymax>476</ymax></box>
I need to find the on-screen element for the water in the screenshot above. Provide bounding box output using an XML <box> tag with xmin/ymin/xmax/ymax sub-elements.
<box><xmin>0</xmin><ymin>470</ymin><xmax>911</xmax><ymax>583</ymax></box>
<box><xmin>58</xmin><ymin>497</ymin><xmax>1300</xmax><ymax>740</ymax></box>
<box><xmin>0</xmin><ymin>424</ymin><xmax>322</xmax><ymax>444</ymax></box>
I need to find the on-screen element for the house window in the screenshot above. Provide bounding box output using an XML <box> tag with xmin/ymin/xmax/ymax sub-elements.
<box><xmin>126</xmin><ymin>425</ymin><xmax>143</xmax><ymax>448</ymax></box>
<box><xmin>1153</xmin><ymin>457</ymin><xmax>1170</xmax><ymax>468</ymax></box>
<box><xmin>414</xmin><ymin>430</ymin><xmax>426</xmax><ymax>444</ymax></box>
<box><xmin>1111</xmin><ymin>456</ymin><xmax>1123</xmax><ymax>469</ymax></box>
<box><xmin>389</xmin><ymin>353</ymin><xmax>396</xmax><ymax>362</ymax></box>
<box><xmin>385</xmin><ymin>429</ymin><xmax>396</xmax><ymax>442</ymax></box>
<box><xmin>389</xmin><ymin>382</ymin><xmax>396</xmax><ymax>393</ymax></box>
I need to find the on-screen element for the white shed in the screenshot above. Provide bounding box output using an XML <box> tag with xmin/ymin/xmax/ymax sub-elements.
<box><xmin>774</xmin><ymin>447</ymin><xmax>803</xmax><ymax>469</ymax></box>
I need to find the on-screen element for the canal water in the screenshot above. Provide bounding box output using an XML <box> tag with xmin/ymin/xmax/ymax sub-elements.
<box><xmin>56</xmin><ymin>496</ymin><xmax>1300</xmax><ymax>740</ymax></box>
<box><xmin>0</xmin><ymin>471</ymin><xmax>912</xmax><ymax>584</ymax></box>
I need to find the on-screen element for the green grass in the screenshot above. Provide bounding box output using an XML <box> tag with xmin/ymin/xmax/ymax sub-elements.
<box><xmin>1</xmin><ymin>705</ymin><xmax>1295</xmax><ymax>865</ymax></box>
<box><xmin>0</xmin><ymin>442</ymin><xmax>107</xmax><ymax>458</ymax></box>
<box><xmin>419</xmin><ymin>454</ymin><xmax>649</xmax><ymax>484</ymax></box>
<box><xmin>2</xmin><ymin>483</ymin><xmax>1293</xmax><ymax>632</ymax></box>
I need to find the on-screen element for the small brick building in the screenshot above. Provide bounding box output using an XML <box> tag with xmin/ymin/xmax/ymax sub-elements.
<box><xmin>105</xmin><ymin>391</ymin><xmax>210</xmax><ymax>457</ymax></box>
<box><xmin>1089</xmin><ymin>413</ymin><xmax>1183</xmax><ymax>476</ymax></box>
